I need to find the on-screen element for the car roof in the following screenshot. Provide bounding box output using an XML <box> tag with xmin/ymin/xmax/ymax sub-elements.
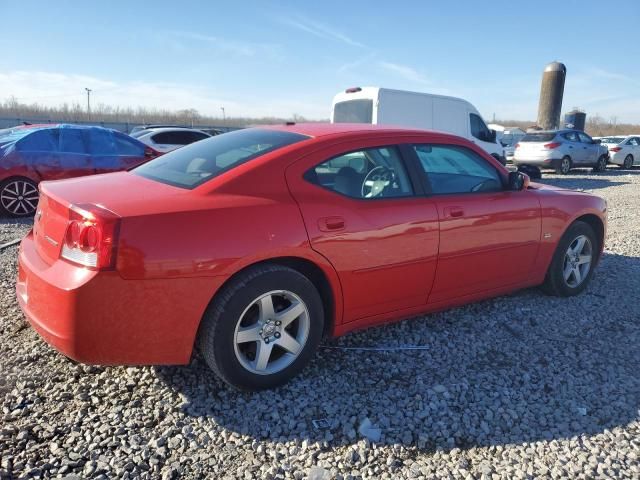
<box><xmin>260</xmin><ymin>122</ymin><xmax>464</xmax><ymax>140</ymax></box>
<box><xmin>137</xmin><ymin>127</ymin><xmax>210</xmax><ymax>134</ymax></box>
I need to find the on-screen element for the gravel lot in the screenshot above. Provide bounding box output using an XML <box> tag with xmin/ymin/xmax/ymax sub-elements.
<box><xmin>1</xmin><ymin>168</ymin><xmax>639</xmax><ymax>479</ymax></box>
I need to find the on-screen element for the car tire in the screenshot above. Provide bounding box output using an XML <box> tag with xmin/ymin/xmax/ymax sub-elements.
<box><xmin>622</xmin><ymin>154</ymin><xmax>633</xmax><ymax>169</ymax></box>
<box><xmin>592</xmin><ymin>155</ymin><xmax>608</xmax><ymax>173</ymax></box>
<box><xmin>0</xmin><ymin>177</ymin><xmax>39</xmax><ymax>217</ymax></box>
<box><xmin>197</xmin><ymin>264</ymin><xmax>324</xmax><ymax>391</ymax></box>
<box><xmin>541</xmin><ymin>221</ymin><xmax>598</xmax><ymax>297</ymax></box>
<box><xmin>555</xmin><ymin>156</ymin><xmax>572</xmax><ymax>175</ymax></box>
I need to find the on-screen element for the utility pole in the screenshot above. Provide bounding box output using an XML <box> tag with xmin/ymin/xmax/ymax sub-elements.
<box><xmin>85</xmin><ymin>88</ymin><xmax>92</xmax><ymax>119</ymax></box>
<box><xmin>221</xmin><ymin>106</ymin><xmax>226</xmax><ymax>123</ymax></box>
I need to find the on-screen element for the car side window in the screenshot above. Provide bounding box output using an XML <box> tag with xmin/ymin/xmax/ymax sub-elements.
<box><xmin>15</xmin><ymin>129</ymin><xmax>60</xmax><ymax>152</ymax></box>
<box><xmin>305</xmin><ymin>147</ymin><xmax>413</xmax><ymax>199</ymax></box>
<box><xmin>59</xmin><ymin>128</ymin><xmax>88</xmax><ymax>154</ymax></box>
<box><xmin>562</xmin><ymin>132</ymin><xmax>579</xmax><ymax>142</ymax></box>
<box><xmin>470</xmin><ymin>114</ymin><xmax>492</xmax><ymax>142</ymax></box>
<box><xmin>413</xmin><ymin>144</ymin><xmax>503</xmax><ymax>194</ymax></box>
<box><xmin>578</xmin><ymin>132</ymin><xmax>593</xmax><ymax>143</ymax></box>
<box><xmin>627</xmin><ymin>137</ymin><xmax>639</xmax><ymax>146</ymax></box>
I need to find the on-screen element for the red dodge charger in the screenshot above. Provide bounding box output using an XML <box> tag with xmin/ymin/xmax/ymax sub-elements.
<box><xmin>17</xmin><ymin>124</ymin><xmax>606</xmax><ymax>390</ymax></box>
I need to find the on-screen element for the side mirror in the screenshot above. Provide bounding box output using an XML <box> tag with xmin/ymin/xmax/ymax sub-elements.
<box><xmin>508</xmin><ymin>171</ymin><xmax>530</xmax><ymax>191</ymax></box>
<box><xmin>489</xmin><ymin>129</ymin><xmax>497</xmax><ymax>143</ymax></box>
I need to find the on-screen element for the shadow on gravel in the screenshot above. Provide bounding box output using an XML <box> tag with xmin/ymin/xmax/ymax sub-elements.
<box><xmin>155</xmin><ymin>252</ymin><xmax>640</xmax><ymax>454</ymax></box>
<box><xmin>537</xmin><ymin>177</ymin><xmax>630</xmax><ymax>191</ymax></box>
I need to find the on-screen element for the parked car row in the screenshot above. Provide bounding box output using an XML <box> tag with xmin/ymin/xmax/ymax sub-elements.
<box><xmin>0</xmin><ymin>123</ymin><xmax>221</xmax><ymax>217</ymax></box>
<box><xmin>513</xmin><ymin>129</ymin><xmax>609</xmax><ymax>175</ymax></box>
<box><xmin>0</xmin><ymin>124</ymin><xmax>161</xmax><ymax>216</ymax></box>
<box><xmin>594</xmin><ymin>135</ymin><xmax>640</xmax><ymax>169</ymax></box>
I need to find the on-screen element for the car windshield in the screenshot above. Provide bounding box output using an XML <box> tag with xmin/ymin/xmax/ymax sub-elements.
<box><xmin>521</xmin><ymin>133</ymin><xmax>556</xmax><ymax>142</ymax></box>
<box><xmin>599</xmin><ymin>137</ymin><xmax>625</xmax><ymax>144</ymax></box>
<box><xmin>133</xmin><ymin>128</ymin><xmax>309</xmax><ymax>189</ymax></box>
<box><xmin>0</xmin><ymin>127</ymin><xmax>45</xmax><ymax>145</ymax></box>
<box><xmin>333</xmin><ymin>100</ymin><xmax>373</xmax><ymax>123</ymax></box>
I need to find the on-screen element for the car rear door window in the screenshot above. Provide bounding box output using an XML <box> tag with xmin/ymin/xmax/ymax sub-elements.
<box><xmin>305</xmin><ymin>146</ymin><xmax>413</xmax><ymax>199</ymax></box>
<box><xmin>562</xmin><ymin>132</ymin><xmax>579</xmax><ymax>142</ymax></box>
<box><xmin>59</xmin><ymin>128</ymin><xmax>88</xmax><ymax>154</ymax></box>
<box><xmin>413</xmin><ymin>144</ymin><xmax>503</xmax><ymax>194</ymax></box>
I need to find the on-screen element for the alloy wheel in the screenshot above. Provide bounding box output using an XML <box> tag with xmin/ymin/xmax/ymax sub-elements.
<box><xmin>562</xmin><ymin>234</ymin><xmax>593</xmax><ymax>288</ymax></box>
<box><xmin>560</xmin><ymin>158</ymin><xmax>571</xmax><ymax>174</ymax></box>
<box><xmin>624</xmin><ymin>155</ymin><xmax>633</xmax><ymax>169</ymax></box>
<box><xmin>233</xmin><ymin>290</ymin><xmax>310</xmax><ymax>375</ymax></box>
<box><xmin>1</xmin><ymin>180</ymin><xmax>39</xmax><ymax>215</ymax></box>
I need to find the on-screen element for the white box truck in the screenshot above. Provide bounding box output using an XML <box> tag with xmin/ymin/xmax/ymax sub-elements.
<box><xmin>331</xmin><ymin>87</ymin><xmax>505</xmax><ymax>163</ymax></box>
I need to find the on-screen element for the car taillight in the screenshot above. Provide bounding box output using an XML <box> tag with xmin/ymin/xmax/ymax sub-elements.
<box><xmin>61</xmin><ymin>204</ymin><xmax>120</xmax><ymax>269</ymax></box>
<box><xmin>609</xmin><ymin>146</ymin><xmax>622</xmax><ymax>152</ymax></box>
<box><xmin>515</xmin><ymin>143</ymin><xmax>520</xmax><ymax>149</ymax></box>
<box><xmin>543</xmin><ymin>142</ymin><xmax>561</xmax><ymax>149</ymax></box>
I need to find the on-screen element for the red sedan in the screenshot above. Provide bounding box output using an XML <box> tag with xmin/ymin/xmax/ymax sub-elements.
<box><xmin>0</xmin><ymin>124</ymin><xmax>159</xmax><ymax>217</ymax></box>
<box><xmin>16</xmin><ymin>124</ymin><xmax>606</xmax><ymax>390</ymax></box>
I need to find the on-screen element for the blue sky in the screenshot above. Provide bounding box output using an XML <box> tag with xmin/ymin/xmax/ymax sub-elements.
<box><xmin>1</xmin><ymin>0</ymin><xmax>639</xmax><ymax>122</ymax></box>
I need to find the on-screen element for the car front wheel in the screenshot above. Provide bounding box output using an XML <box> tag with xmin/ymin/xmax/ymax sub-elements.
<box><xmin>542</xmin><ymin>221</ymin><xmax>598</xmax><ymax>297</ymax></box>
<box><xmin>197</xmin><ymin>264</ymin><xmax>324</xmax><ymax>390</ymax></box>
<box><xmin>0</xmin><ymin>178</ymin><xmax>39</xmax><ymax>217</ymax></box>
<box><xmin>592</xmin><ymin>155</ymin><xmax>608</xmax><ymax>173</ymax></box>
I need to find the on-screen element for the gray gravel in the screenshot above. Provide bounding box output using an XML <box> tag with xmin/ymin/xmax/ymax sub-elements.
<box><xmin>1</xmin><ymin>167</ymin><xmax>639</xmax><ymax>479</ymax></box>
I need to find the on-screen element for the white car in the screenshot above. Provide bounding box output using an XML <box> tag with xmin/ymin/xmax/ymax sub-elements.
<box><xmin>595</xmin><ymin>135</ymin><xmax>640</xmax><ymax>169</ymax></box>
<box><xmin>131</xmin><ymin>127</ymin><xmax>211</xmax><ymax>153</ymax></box>
<box><xmin>331</xmin><ymin>87</ymin><xmax>506</xmax><ymax>164</ymax></box>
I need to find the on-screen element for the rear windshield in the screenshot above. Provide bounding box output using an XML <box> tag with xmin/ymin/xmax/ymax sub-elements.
<box><xmin>333</xmin><ymin>100</ymin><xmax>373</xmax><ymax>123</ymax></box>
<box><xmin>521</xmin><ymin>133</ymin><xmax>556</xmax><ymax>142</ymax></box>
<box><xmin>133</xmin><ymin>128</ymin><xmax>309</xmax><ymax>189</ymax></box>
<box><xmin>599</xmin><ymin>136</ymin><xmax>624</xmax><ymax>144</ymax></box>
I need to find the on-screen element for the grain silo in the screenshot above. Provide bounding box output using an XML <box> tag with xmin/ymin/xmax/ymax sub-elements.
<box><xmin>564</xmin><ymin>109</ymin><xmax>586</xmax><ymax>131</ymax></box>
<box><xmin>536</xmin><ymin>61</ymin><xmax>566</xmax><ymax>130</ymax></box>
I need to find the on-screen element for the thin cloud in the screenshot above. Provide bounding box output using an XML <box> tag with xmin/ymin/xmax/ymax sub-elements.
<box><xmin>0</xmin><ymin>70</ymin><xmax>328</xmax><ymax>119</ymax></box>
<box><xmin>378</xmin><ymin>61</ymin><xmax>430</xmax><ymax>85</ymax></box>
<box><xmin>170</xmin><ymin>31</ymin><xmax>283</xmax><ymax>59</ymax></box>
<box><xmin>338</xmin><ymin>53</ymin><xmax>377</xmax><ymax>74</ymax></box>
<box><xmin>279</xmin><ymin>15</ymin><xmax>366</xmax><ymax>48</ymax></box>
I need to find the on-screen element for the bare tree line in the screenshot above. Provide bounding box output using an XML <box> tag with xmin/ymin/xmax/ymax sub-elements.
<box><xmin>1</xmin><ymin>97</ymin><xmax>637</xmax><ymax>136</ymax></box>
<box><xmin>497</xmin><ymin>117</ymin><xmax>640</xmax><ymax>137</ymax></box>
<box><xmin>0</xmin><ymin>97</ymin><xmax>321</xmax><ymax>127</ymax></box>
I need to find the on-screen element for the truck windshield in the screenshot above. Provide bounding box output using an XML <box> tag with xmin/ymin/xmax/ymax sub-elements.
<box><xmin>134</xmin><ymin>128</ymin><xmax>309</xmax><ymax>189</ymax></box>
<box><xmin>333</xmin><ymin>100</ymin><xmax>373</xmax><ymax>123</ymax></box>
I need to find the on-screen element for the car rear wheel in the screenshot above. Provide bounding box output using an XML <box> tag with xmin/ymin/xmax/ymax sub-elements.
<box><xmin>622</xmin><ymin>154</ymin><xmax>633</xmax><ymax>169</ymax></box>
<box><xmin>197</xmin><ymin>264</ymin><xmax>324</xmax><ymax>390</ymax></box>
<box><xmin>592</xmin><ymin>155</ymin><xmax>608</xmax><ymax>173</ymax></box>
<box><xmin>556</xmin><ymin>156</ymin><xmax>572</xmax><ymax>175</ymax></box>
<box><xmin>541</xmin><ymin>221</ymin><xmax>598</xmax><ymax>297</ymax></box>
<box><xmin>0</xmin><ymin>178</ymin><xmax>39</xmax><ymax>217</ymax></box>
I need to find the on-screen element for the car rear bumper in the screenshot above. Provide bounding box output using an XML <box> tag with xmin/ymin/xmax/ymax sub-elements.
<box><xmin>512</xmin><ymin>157</ymin><xmax>561</xmax><ymax>167</ymax></box>
<box><xmin>16</xmin><ymin>231</ymin><xmax>224</xmax><ymax>365</ymax></box>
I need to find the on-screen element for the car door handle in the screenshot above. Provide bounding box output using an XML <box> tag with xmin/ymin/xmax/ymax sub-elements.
<box><xmin>318</xmin><ymin>216</ymin><xmax>345</xmax><ymax>232</ymax></box>
<box><xmin>443</xmin><ymin>206</ymin><xmax>464</xmax><ymax>218</ymax></box>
